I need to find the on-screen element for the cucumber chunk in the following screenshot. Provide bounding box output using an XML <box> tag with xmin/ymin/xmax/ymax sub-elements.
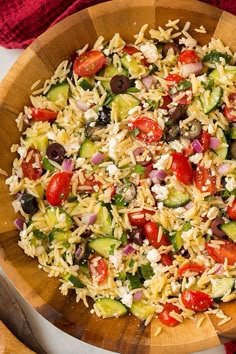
<box><xmin>230</xmin><ymin>127</ymin><xmax>236</xmax><ymax>139</ymax></box>
<box><xmin>221</xmin><ymin>221</ymin><xmax>236</xmax><ymax>242</ymax></box>
<box><xmin>200</xmin><ymin>86</ymin><xmax>223</xmax><ymax>114</ymax></box>
<box><xmin>46</xmin><ymin>207</ymin><xmax>73</xmax><ymax>228</ymax></box>
<box><xmin>48</xmin><ymin>228</ymin><xmax>72</xmax><ymax>242</ymax></box>
<box><xmin>46</xmin><ymin>82</ymin><xmax>70</xmax><ymax>102</ymax></box>
<box><xmin>25</xmin><ymin>135</ymin><xmax>48</xmax><ymax>154</ymax></box>
<box><xmin>94</xmin><ymin>298</ymin><xmax>127</xmax><ymax>318</ymax></box>
<box><xmin>96</xmin><ymin>205</ymin><xmax>113</xmax><ymax>236</ymax></box>
<box><xmin>211</xmin><ymin>277</ymin><xmax>235</xmax><ymax>299</ymax></box>
<box><xmin>111</xmin><ymin>93</ymin><xmax>140</xmax><ymax>120</ymax></box>
<box><xmin>63</xmin><ymin>274</ymin><xmax>84</xmax><ymax>288</ymax></box>
<box><xmin>208</xmin><ymin>66</ymin><xmax>236</xmax><ymax>83</ymax></box>
<box><xmin>101</xmin><ymin>64</ymin><xmax>128</xmax><ymax>91</ymax></box>
<box><xmin>79</xmin><ymin>139</ymin><xmax>97</xmax><ymax>159</ymax></box>
<box><xmin>121</xmin><ymin>54</ymin><xmax>147</xmax><ymax>78</ymax></box>
<box><xmin>130</xmin><ymin>301</ymin><xmax>155</xmax><ymax>321</ymax></box>
<box><xmin>214</xmin><ymin>127</ymin><xmax>228</xmax><ymax>159</ymax></box>
<box><xmin>164</xmin><ymin>188</ymin><xmax>190</xmax><ymax>208</ymax></box>
<box><xmin>89</xmin><ymin>237</ymin><xmax>121</xmax><ymax>258</ymax></box>
<box><xmin>170</xmin><ymin>230</ymin><xmax>183</xmax><ymax>251</ymax></box>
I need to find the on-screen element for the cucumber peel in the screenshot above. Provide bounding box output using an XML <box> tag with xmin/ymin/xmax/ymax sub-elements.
<box><xmin>88</xmin><ymin>237</ymin><xmax>121</xmax><ymax>258</ymax></box>
<box><xmin>94</xmin><ymin>298</ymin><xmax>127</xmax><ymax>318</ymax></box>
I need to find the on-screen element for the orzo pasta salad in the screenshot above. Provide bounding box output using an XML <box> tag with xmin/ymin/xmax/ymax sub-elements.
<box><xmin>6</xmin><ymin>20</ymin><xmax>236</xmax><ymax>327</ymax></box>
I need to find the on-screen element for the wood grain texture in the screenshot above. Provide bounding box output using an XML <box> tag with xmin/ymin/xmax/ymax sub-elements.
<box><xmin>0</xmin><ymin>0</ymin><xmax>235</xmax><ymax>353</ymax></box>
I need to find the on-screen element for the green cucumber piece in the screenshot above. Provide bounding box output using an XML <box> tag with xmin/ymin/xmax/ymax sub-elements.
<box><xmin>79</xmin><ymin>79</ymin><xmax>93</xmax><ymax>91</ymax></box>
<box><xmin>111</xmin><ymin>93</ymin><xmax>140</xmax><ymax>120</ymax></box>
<box><xmin>88</xmin><ymin>237</ymin><xmax>121</xmax><ymax>258</ymax></box>
<box><xmin>200</xmin><ymin>86</ymin><xmax>223</xmax><ymax>114</ymax></box>
<box><xmin>46</xmin><ymin>82</ymin><xmax>70</xmax><ymax>102</ymax></box>
<box><xmin>96</xmin><ymin>205</ymin><xmax>113</xmax><ymax>236</ymax></box>
<box><xmin>78</xmin><ymin>264</ymin><xmax>90</xmax><ymax>278</ymax></box>
<box><xmin>214</xmin><ymin>127</ymin><xmax>228</xmax><ymax>159</ymax></box>
<box><xmin>25</xmin><ymin>135</ymin><xmax>48</xmax><ymax>154</ymax></box>
<box><xmin>94</xmin><ymin>298</ymin><xmax>127</xmax><ymax>318</ymax></box>
<box><xmin>170</xmin><ymin>230</ymin><xmax>183</xmax><ymax>251</ymax></box>
<box><xmin>203</xmin><ymin>50</ymin><xmax>232</xmax><ymax>64</ymax></box>
<box><xmin>211</xmin><ymin>277</ymin><xmax>235</xmax><ymax>299</ymax></box>
<box><xmin>164</xmin><ymin>188</ymin><xmax>190</xmax><ymax>208</ymax></box>
<box><xmin>230</xmin><ymin>127</ymin><xmax>236</xmax><ymax>139</ymax></box>
<box><xmin>208</xmin><ymin>66</ymin><xmax>236</xmax><ymax>82</ymax></box>
<box><xmin>121</xmin><ymin>54</ymin><xmax>147</xmax><ymax>78</ymax></box>
<box><xmin>48</xmin><ymin>228</ymin><xmax>72</xmax><ymax>243</ymax></box>
<box><xmin>79</xmin><ymin>139</ymin><xmax>97</xmax><ymax>159</ymax></box>
<box><xmin>221</xmin><ymin>221</ymin><xmax>236</xmax><ymax>242</ymax></box>
<box><xmin>63</xmin><ymin>274</ymin><xmax>84</xmax><ymax>288</ymax></box>
<box><xmin>130</xmin><ymin>301</ymin><xmax>155</xmax><ymax>321</ymax></box>
<box><xmin>46</xmin><ymin>207</ymin><xmax>73</xmax><ymax>228</ymax></box>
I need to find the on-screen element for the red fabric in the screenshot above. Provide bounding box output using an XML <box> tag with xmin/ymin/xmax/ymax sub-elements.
<box><xmin>224</xmin><ymin>339</ymin><xmax>236</xmax><ymax>354</ymax></box>
<box><xmin>0</xmin><ymin>0</ymin><xmax>236</xmax><ymax>49</ymax></box>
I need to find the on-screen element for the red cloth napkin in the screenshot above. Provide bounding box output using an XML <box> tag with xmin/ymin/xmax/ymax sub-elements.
<box><xmin>0</xmin><ymin>0</ymin><xmax>236</xmax><ymax>49</ymax></box>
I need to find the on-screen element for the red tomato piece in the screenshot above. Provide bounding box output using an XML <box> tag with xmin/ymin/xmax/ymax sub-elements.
<box><xmin>171</xmin><ymin>152</ymin><xmax>193</xmax><ymax>185</ymax></box>
<box><xmin>89</xmin><ymin>255</ymin><xmax>108</xmax><ymax>284</ymax></box>
<box><xmin>177</xmin><ymin>50</ymin><xmax>200</xmax><ymax>64</ymax></box>
<box><xmin>128</xmin><ymin>209</ymin><xmax>155</xmax><ymax>227</ymax></box>
<box><xmin>128</xmin><ymin>116</ymin><xmax>162</xmax><ymax>144</ymax></box>
<box><xmin>22</xmin><ymin>148</ymin><xmax>43</xmax><ymax>180</ymax></box>
<box><xmin>227</xmin><ymin>199</ymin><xmax>236</xmax><ymax>220</ymax></box>
<box><xmin>198</xmin><ymin>130</ymin><xmax>211</xmax><ymax>152</ymax></box>
<box><xmin>194</xmin><ymin>166</ymin><xmax>217</xmax><ymax>195</ymax></box>
<box><xmin>206</xmin><ymin>240</ymin><xmax>236</xmax><ymax>265</ymax></box>
<box><xmin>159</xmin><ymin>303</ymin><xmax>182</xmax><ymax>327</ymax></box>
<box><xmin>30</xmin><ymin>108</ymin><xmax>58</xmax><ymax>122</ymax></box>
<box><xmin>143</xmin><ymin>221</ymin><xmax>170</xmax><ymax>248</ymax></box>
<box><xmin>178</xmin><ymin>263</ymin><xmax>205</xmax><ymax>277</ymax></box>
<box><xmin>73</xmin><ymin>50</ymin><xmax>105</xmax><ymax>77</ymax></box>
<box><xmin>160</xmin><ymin>253</ymin><xmax>173</xmax><ymax>266</ymax></box>
<box><xmin>77</xmin><ymin>172</ymin><xmax>101</xmax><ymax>193</ymax></box>
<box><xmin>223</xmin><ymin>92</ymin><xmax>236</xmax><ymax>122</ymax></box>
<box><xmin>46</xmin><ymin>172</ymin><xmax>71</xmax><ymax>206</ymax></box>
<box><xmin>159</xmin><ymin>95</ymin><xmax>172</xmax><ymax>109</ymax></box>
<box><xmin>165</xmin><ymin>74</ymin><xmax>192</xmax><ymax>105</ymax></box>
<box><xmin>181</xmin><ymin>290</ymin><xmax>213</xmax><ymax>312</ymax></box>
<box><xmin>122</xmin><ymin>46</ymin><xmax>148</xmax><ymax>66</ymax></box>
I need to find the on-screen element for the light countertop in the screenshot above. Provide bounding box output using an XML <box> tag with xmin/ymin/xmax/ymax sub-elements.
<box><xmin>0</xmin><ymin>45</ymin><xmax>226</xmax><ymax>354</ymax></box>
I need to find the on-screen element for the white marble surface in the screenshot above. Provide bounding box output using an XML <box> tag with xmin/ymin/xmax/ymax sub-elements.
<box><xmin>0</xmin><ymin>45</ymin><xmax>226</xmax><ymax>354</ymax></box>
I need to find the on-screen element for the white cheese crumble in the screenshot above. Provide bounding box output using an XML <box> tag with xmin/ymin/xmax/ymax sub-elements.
<box><xmin>107</xmin><ymin>164</ymin><xmax>120</xmax><ymax>177</ymax></box>
<box><xmin>109</xmin><ymin>250</ymin><xmax>123</xmax><ymax>270</ymax></box>
<box><xmin>17</xmin><ymin>146</ymin><xmax>27</xmax><ymax>159</ymax></box>
<box><xmin>146</xmin><ymin>249</ymin><xmax>161</xmax><ymax>263</ymax></box>
<box><xmin>151</xmin><ymin>184</ymin><xmax>169</xmax><ymax>201</ymax></box>
<box><xmin>168</xmin><ymin>140</ymin><xmax>185</xmax><ymax>153</ymax></box>
<box><xmin>171</xmin><ymin>281</ymin><xmax>181</xmax><ymax>295</ymax></box>
<box><xmin>84</xmin><ymin>108</ymin><xmax>98</xmax><ymax>122</ymax></box>
<box><xmin>225</xmin><ymin>176</ymin><xmax>236</xmax><ymax>192</ymax></box>
<box><xmin>207</xmin><ymin>207</ymin><xmax>219</xmax><ymax>220</ymax></box>
<box><xmin>153</xmin><ymin>154</ymin><xmax>172</xmax><ymax>170</ymax></box>
<box><xmin>118</xmin><ymin>287</ymin><xmax>133</xmax><ymax>308</ymax></box>
<box><xmin>140</xmin><ymin>43</ymin><xmax>159</xmax><ymax>63</ymax></box>
<box><xmin>108</xmin><ymin>130</ymin><xmax>128</xmax><ymax>160</ymax></box>
<box><xmin>185</xmin><ymin>276</ymin><xmax>196</xmax><ymax>289</ymax></box>
<box><xmin>189</xmin><ymin>153</ymin><xmax>203</xmax><ymax>164</ymax></box>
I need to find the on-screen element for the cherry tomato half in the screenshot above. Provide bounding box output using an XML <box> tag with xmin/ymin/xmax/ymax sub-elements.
<box><xmin>30</xmin><ymin>108</ymin><xmax>58</xmax><ymax>122</ymax></box>
<box><xmin>177</xmin><ymin>50</ymin><xmax>200</xmax><ymax>64</ymax></box>
<box><xmin>194</xmin><ymin>166</ymin><xmax>217</xmax><ymax>195</ymax></box>
<box><xmin>128</xmin><ymin>209</ymin><xmax>155</xmax><ymax>227</ymax></box>
<box><xmin>206</xmin><ymin>240</ymin><xmax>236</xmax><ymax>265</ymax></box>
<box><xmin>171</xmin><ymin>152</ymin><xmax>193</xmax><ymax>185</ymax></box>
<box><xmin>178</xmin><ymin>263</ymin><xmax>205</xmax><ymax>277</ymax></box>
<box><xmin>73</xmin><ymin>50</ymin><xmax>105</xmax><ymax>77</ymax></box>
<box><xmin>46</xmin><ymin>172</ymin><xmax>71</xmax><ymax>206</ymax></box>
<box><xmin>143</xmin><ymin>221</ymin><xmax>170</xmax><ymax>248</ymax></box>
<box><xmin>227</xmin><ymin>199</ymin><xmax>236</xmax><ymax>220</ymax></box>
<box><xmin>122</xmin><ymin>46</ymin><xmax>148</xmax><ymax>66</ymax></box>
<box><xmin>159</xmin><ymin>95</ymin><xmax>172</xmax><ymax>109</ymax></box>
<box><xmin>22</xmin><ymin>148</ymin><xmax>43</xmax><ymax>180</ymax></box>
<box><xmin>198</xmin><ymin>130</ymin><xmax>211</xmax><ymax>152</ymax></box>
<box><xmin>88</xmin><ymin>255</ymin><xmax>108</xmax><ymax>284</ymax></box>
<box><xmin>223</xmin><ymin>92</ymin><xmax>236</xmax><ymax>122</ymax></box>
<box><xmin>158</xmin><ymin>303</ymin><xmax>182</xmax><ymax>327</ymax></box>
<box><xmin>181</xmin><ymin>290</ymin><xmax>213</xmax><ymax>312</ymax></box>
<box><xmin>165</xmin><ymin>74</ymin><xmax>192</xmax><ymax>105</ymax></box>
<box><xmin>128</xmin><ymin>116</ymin><xmax>162</xmax><ymax>144</ymax></box>
<box><xmin>160</xmin><ymin>253</ymin><xmax>173</xmax><ymax>266</ymax></box>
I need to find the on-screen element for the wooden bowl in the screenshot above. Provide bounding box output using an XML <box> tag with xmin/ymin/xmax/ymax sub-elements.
<box><xmin>0</xmin><ymin>0</ymin><xmax>236</xmax><ymax>353</ymax></box>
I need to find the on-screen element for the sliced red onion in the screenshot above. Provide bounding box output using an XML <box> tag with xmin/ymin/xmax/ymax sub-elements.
<box><xmin>81</xmin><ymin>213</ymin><xmax>97</xmax><ymax>225</ymax></box>
<box><xmin>122</xmin><ymin>244</ymin><xmax>135</xmax><ymax>255</ymax></box>
<box><xmin>75</xmin><ymin>242</ymin><xmax>86</xmax><ymax>261</ymax></box>
<box><xmin>141</xmin><ymin>76</ymin><xmax>153</xmax><ymax>90</ymax></box>
<box><xmin>133</xmin><ymin>290</ymin><xmax>144</xmax><ymax>301</ymax></box>
<box><xmin>180</xmin><ymin>62</ymin><xmax>203</xmax><ymax>78</ymax></box>
<box><xmin>185</xmin><ymin>201</ymin><xmax>194</xmax><ymax>210</ymax></box>
<box><xmin>76</xmin><ymin>99</ymin><xmax>90</xmax><ymax>111</ymax></box>
<box><xmin>148</xmin><ymin>169</ymin><xmax>166</xmax><ymax>184</ymax></box>
<box><xmin>212</xmin><ymin>264</ymin><xmax>224</xmax><ymax>275</ymax></box>
<box><xmin>217</xmin><ymin>163</ymin><xmax>230</xmax><ymax>175</ymax></box>
<box><xmin>211</xmin><ymin>217</ymin><xmax>226</xmax><ymax>237</ymax></box>
<box><xmin>90</xmin><ymin>152</ymin><xmax>105</xmax><ymax>165</ymax></box>
<box><xmin>14</xmin><ymin>218</ymin><xmax>25</xmax><ymax>231</ymax></box>
<box><xmin>191</xmin><ymin>139</ymin><xmax>203</xmax><ymax>153</ymax></box>
<box><xmin>61</xmin><ymin>158</ymin><xmax>74</xmax><ymax>173</ymax></box>
<box><xmin>209</xmin><ymin>137</ymin><xmax>220</xmax><ymax>150</ymax></box>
